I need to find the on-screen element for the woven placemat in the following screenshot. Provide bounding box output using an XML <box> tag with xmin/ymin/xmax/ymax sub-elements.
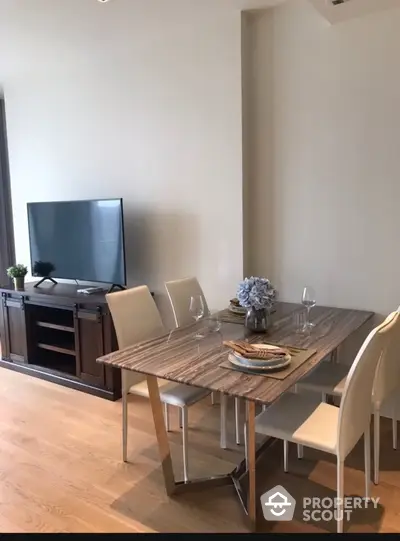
<box><xmin>218</xmin><ymin>308</ymin><xmax>246</xmax><ymax>324</ymax></box>
<box><xmin>219</xmin><ymin>345</ymin><xmax>317</xmax><ymax>380</ymax></box>
<box><xmin>218</xmin><ymin>307</ymin><xmax>277</xmax><ymax>325</ymax></box>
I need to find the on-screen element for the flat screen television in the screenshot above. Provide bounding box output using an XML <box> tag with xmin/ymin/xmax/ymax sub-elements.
<box><xmin>27</xmin><ymin>198</ymin><xmax>126</xmax><ymax>286</ymax></box>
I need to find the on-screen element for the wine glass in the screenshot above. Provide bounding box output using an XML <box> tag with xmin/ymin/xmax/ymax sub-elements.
<box><xmin>301</xmin><ymin>286</ymin><xmax>316</xmax><ymax>329</ymax></box>
<box><xmin>189</xmin><ymin>295</ymin><xmax>205</xmax><ymax>338</ymax></box>
<box><xmin>208</xmin><ymin>310</ymin><xmax>222</xmax><ymax>333</ymax></box>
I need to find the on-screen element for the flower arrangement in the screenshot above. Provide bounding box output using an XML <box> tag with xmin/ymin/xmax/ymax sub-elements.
<box><xmin>237</xmin><ymin>276</ymin><xmax>276</xmax><ymax>311</ymax></box>
<box><xmin>7</xmin><ymin>264</ymin><xmax>28</xmax><ymax>279</ymax></box>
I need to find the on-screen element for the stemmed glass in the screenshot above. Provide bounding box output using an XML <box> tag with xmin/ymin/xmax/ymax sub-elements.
<box><xmin>189</xmin><ymin>295</ymin><xmax>205</xmax><ymax>339</ymax></box>
<box><xmin>301</xmin><ymin>286</ymin><xmax>316</xmax><ymax>329</ymax></box>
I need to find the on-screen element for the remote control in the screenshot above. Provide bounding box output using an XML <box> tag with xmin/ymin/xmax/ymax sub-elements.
<box><xmin>77</xmin><ymin>287</ymin><xmax>105</xmax><ymax>295</ymax></box>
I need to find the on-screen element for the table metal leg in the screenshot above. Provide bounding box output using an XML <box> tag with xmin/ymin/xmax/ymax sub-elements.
<box><xmin>147</xmin><ymin>377</ymin><xmax>272</xmax><ymax>532</ymax></box>
<box><xmin>146</xmin><ymin>375</ymin><xmax>176</xmax><ymax>496</ymax></box>
<box><xmin>146</xmin><ymin>375</ymin><xmax>232</xmax><ymax>495</ymax></box>
<box><xmin>247</xmin><ymin>400</ymin><xmax>257</xmax><ymax>531</ymax></box>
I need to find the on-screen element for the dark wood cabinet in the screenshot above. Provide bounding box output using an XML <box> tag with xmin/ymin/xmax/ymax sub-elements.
<box><xmin>0</xmin><ymin>283</ymin><xmax>121</xmax><ymax>400</ymax></box>
<box><xmin>75</xmin><ymin>307</ymin><xmax>105</xmax><ymax>386</ymax></box>
<box><xmin>1</xmin><ymin>293</ymin><xmax>28</xmax><ymax>363</ymax></box>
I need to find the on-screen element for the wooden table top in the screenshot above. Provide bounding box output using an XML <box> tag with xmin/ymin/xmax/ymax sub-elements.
<box><xmin>97</xmin><ymin>302</ymin><xmax>373</xmax><ymax>405</ymax></box>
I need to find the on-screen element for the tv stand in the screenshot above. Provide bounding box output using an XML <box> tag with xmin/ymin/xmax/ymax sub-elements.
<box><xmin>107</xmin><ymin>284</ymin><xmax>126</xmax><ymax>293</ymax></box>
<box><xmin>34</xmin><ymin>276</ymin><xmax>58</xmax><ymax>288</ymax></box>
<box><xmin>0</xmin><ymin>282</ymin><xmax>121</xmax><ymax>400</ymax></box>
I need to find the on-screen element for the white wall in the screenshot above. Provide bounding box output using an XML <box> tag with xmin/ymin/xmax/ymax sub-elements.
<box><xmin>0</xmin><ymin>0</ymin><xmax>245</xmax><ymax>322</ymax></box>
<box><xmin>245</xmin><ymin>0</ymin><xmax>400</xmax><ymax>317</ymax></box>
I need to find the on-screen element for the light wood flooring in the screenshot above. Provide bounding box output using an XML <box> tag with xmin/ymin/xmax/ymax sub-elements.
<box><xmin>0</xmin><ymin>367</ymin><xmax>399</xmax><ymax>533</ymax></box>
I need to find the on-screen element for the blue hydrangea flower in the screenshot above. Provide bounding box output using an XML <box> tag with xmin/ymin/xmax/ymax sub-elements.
<box><xmin>237</xmin><ymin>276</ymin><xmax>276</xmax><ymax>311</ymax></box>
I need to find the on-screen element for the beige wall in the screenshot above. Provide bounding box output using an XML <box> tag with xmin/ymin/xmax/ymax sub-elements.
<box><xmin>245</xmin><ymin>0</ymin><xmax>400</xmax><ymax>317</ymax></box>
<box><xmin>0</xmin><ymin>0</ymin><xmax>245</xmax><ymax>323</ymax></box>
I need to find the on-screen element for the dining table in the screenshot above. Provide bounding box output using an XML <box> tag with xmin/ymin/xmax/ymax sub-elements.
<box><xmin>97</xmin><ymin>301</ymin><xmax>374</xmax><ymax>531</ymax></box>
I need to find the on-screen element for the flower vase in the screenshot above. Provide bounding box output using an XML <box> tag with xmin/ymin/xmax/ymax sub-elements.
<box><xmin>245</xmin><ymin>306</ymin><xmax>270</xmax><ymax>333</ymax></box>
<box><xmin>13</xmin><ymin>277</ymin><xmax>25</xmax><ymax>291</ymax></box>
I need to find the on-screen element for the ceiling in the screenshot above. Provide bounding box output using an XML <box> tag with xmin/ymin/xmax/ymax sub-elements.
<box><xmin>309</xmin><ymin>0</ymin><xmax>400</xmax><ymax>24</ymax></box>
<box><xmin>234</xmin><ymin>0</ymin><xmax>400</xmax><ymax>23</ymax></box>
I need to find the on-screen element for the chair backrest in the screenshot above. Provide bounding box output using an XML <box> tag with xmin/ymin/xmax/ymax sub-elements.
<box><xmin>106</xmin><ymin>286</ymin><xmax>165</xmax><ymax>391</ymax></box>
<box><xmin>106</xmin><ymin>285</ymin><xmax>165</xmax><ymax>348</ymax></box>
<box><xmin>165</xmin><ymin>277</ymin><xmax>209</xmax><ymax>328</ymax></box>
<box><xmin>373</xmin><ymin>310</ymin><xmax>400</xmax><ymax>409</ymax></box>
<box><xmin>338</xmin><ymin>312</ymin><xmax>397</xmax><ymax>457</ymax></box>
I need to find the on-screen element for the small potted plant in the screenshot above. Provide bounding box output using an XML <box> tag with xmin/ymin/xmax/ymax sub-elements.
<box><xmin>237</xmin><ymin>276</ymin><xmax>276</xmax><ymax>333</ymax></box>
<box><xmin>7</xmin><ymin>264</ymin><xmax>28</xmax><ymax>291</ymax></box>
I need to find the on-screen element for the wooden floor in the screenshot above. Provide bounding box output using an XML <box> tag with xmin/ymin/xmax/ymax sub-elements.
<box><xmin>0</xmin><ymin>368</ymin><xmax>399</xmax><ymax>533</ymax></box>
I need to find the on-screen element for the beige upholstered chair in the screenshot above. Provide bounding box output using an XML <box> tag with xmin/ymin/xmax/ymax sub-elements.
<box><xmin>296</xmin><ymin>310</ymin><xmax>400</xmax><ymax>484</ymax></box>
<box><xmin>106</xmin><ymin>285</ymin><xmax>209</xmax><ymax>482</ymax></box>
<box><xmin>165</xmin><ymin>276</ymin><xmax>210</xmax><ymax>328</ymax></box>
<box><xmin>245</xmin><ymin>313</ymin><xmax>398</xmax><ymax>533</ymax></box>
<box><xmin>165</xmin><ymin>277</ymin><xmax>241</xmax><ymax>448</ymax></box>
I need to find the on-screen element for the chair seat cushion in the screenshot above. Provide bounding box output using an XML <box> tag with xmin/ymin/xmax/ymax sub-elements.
<box><xmin>255</xmin><ymin>392</ymin><xmax>339</xmax><ymax>455</ymax></box>
<box><xmin>129</xmin><ymin>379</ymin><xmax>209</xmax><ymax>407</ymax></box>
<box><xmin>160</xmin><ymin>382</ymin><xmax>210</xmax><ymax>407</ymax></box>
<box><xmin>297</xmin><ymin>362</ymin><xmax>349</xmax><ymax>396</ymax></box>
<box><xmin>129</xmin><ymin>378</ymin><xmax>171</xmax><ymax>397</ymax></box>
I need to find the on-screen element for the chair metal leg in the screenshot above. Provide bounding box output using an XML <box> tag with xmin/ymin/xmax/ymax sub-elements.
<box><xmin>164</xmin><ymin>403</ymin><xmax>170</xmax><ymax>432</ymax></box>
<box><xmin>235</xmin><ymin>398</ymin><xmax>241</xmax><ymax>445</ymax></box>
<box><xmin>322</xmin><ymin>392</ymin><xmax>327</xmax><ymax>403</ymax></box>
<box><xmin>179</xmin><ymin>407</ymin><xmax>183</xmax><ymax>429</ymax></box>
<box><xmin>364</xmin><ymin>425</ymin><xmax>371</xmax><ymax>501</ymax></box>
<box><xmin>182</xmin><ymin>407</ymin><xmax>189</xmax><ymax>483</ymax></box>
<box><xmin>283</xmin><ymin>440</ymin><xmax>289</xmax><ymax>473</ymax></box>
<box><xmin>295</xmin><ymin>385</ymin><xmax>302</xmax><ymax>459</ymax></box>
<box><xmin>337</xmin><ymin>457</ymin><xmax>344</xmax><ymax>533</ymax></box>
<box><xmin>374</xmin><ymin>409</ymin><xmax>380</xmax><ymax>485</ymax></box>
<box><xmin>262</xmin><ymin>405</ymin><xmax>267</xmax><ymax>412</ymax></box>
<box><xmin>211</xmin><ymin>392</ymin><xmax>216</xmax><ymax>405</ymax></box>
<box><xmin>393</xmin><ymin>404</ymin><xmax>397</xmax><ymax>450</ymax></box>
<box><xmin>122</xmin><ymin>391</ymin><xmax>128</xmax><ymax>462</ymax></box>
<box><xmin>220</xmin><ymin>393</ymin><xmax>227</xmax><ymax>449</ymax></box>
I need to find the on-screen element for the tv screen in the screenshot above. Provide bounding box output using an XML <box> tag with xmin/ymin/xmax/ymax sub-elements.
<box><xmin>27</xmin><ymin>199</ymin><xmax>126</xmax><ymax>285</ymax></box>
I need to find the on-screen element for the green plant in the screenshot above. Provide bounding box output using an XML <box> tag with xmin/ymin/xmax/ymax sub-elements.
<box><xmin>7</xmin><ymin>264</ymin><xmax>28</xmax><ymax>279</ymax></box>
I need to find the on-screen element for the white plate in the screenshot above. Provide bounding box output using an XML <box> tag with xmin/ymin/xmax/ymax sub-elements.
<box><xmin>233</xmin><ymin>351</ymin><xmax>289</xmax><ymax>368</ymax></box>
<box><xmin>228</xmin><ymin>353</ymin><xmax>291</xmax><ymax>372</ymax></box>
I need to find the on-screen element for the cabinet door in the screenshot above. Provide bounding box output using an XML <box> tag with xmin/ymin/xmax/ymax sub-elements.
<box><xmin>1</xmin><ymin>294</ymin><xmax>28</xmax><ymax>363</ymax></box>
<box><xmin>75</xmin><ymin>307</ymin><xmax>105</xmax><ymax>387</ymax></box>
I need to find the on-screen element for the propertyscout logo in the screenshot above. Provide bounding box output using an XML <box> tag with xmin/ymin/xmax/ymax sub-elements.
<box><xmin>260</xmin><ymin>485</ymin><xmax>379</xmax><ymax>524</ymax></box>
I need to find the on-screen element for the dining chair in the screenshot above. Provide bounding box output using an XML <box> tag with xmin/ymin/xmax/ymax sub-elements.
<box><xmin>106</xmin><ymin>285</ymin><xmax>210</xmax><ymax>482</ymax></box>
<box><xmin>244</xmin><ymin>313</ymin><xmax>397</xmax><ymax>533</ymax></box>
<box><xmin>296</xmin><ymin>310</ymin><xmax>400</xmax><ymax>484</ymax></box>
<box><xmin>165</xmin><ymin>276</ymin><xmax>242</xmax><ymax>447</ymax></box>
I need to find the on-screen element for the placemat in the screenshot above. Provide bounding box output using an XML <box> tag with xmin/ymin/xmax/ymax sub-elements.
<box><xmin>218</xmin><ymin>307</ymin><xmax>277</xmax><ymax>325</ymax></box>
<box><xmin>219</xmin><ymin>344</ymin><xmax>317</xmax><ymax>380</ymax></box>
<box><xmin>218</xmin><ymin>308</ymin><xmax>246</xmax><ymax>324</ymax></box>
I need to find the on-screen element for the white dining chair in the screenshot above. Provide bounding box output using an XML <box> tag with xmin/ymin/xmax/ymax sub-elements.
<box><xmin>106</xmin><ymin>285</ymin><xmax>210</xmax><ymax>482</ymax></box>
<box><xmin>244</xmin><ymin>313</ymin><xmax>398</xmax><ymax>533</ymax></box>
<box><xmin>165</xmin><ymin>276</ymin><xmax>242</xmax><ymax>447</ymax></box>
<box><xmin>296</xmin><ymin>310</ymin><xmax>400</xmax><ymax>484</ymax></box>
